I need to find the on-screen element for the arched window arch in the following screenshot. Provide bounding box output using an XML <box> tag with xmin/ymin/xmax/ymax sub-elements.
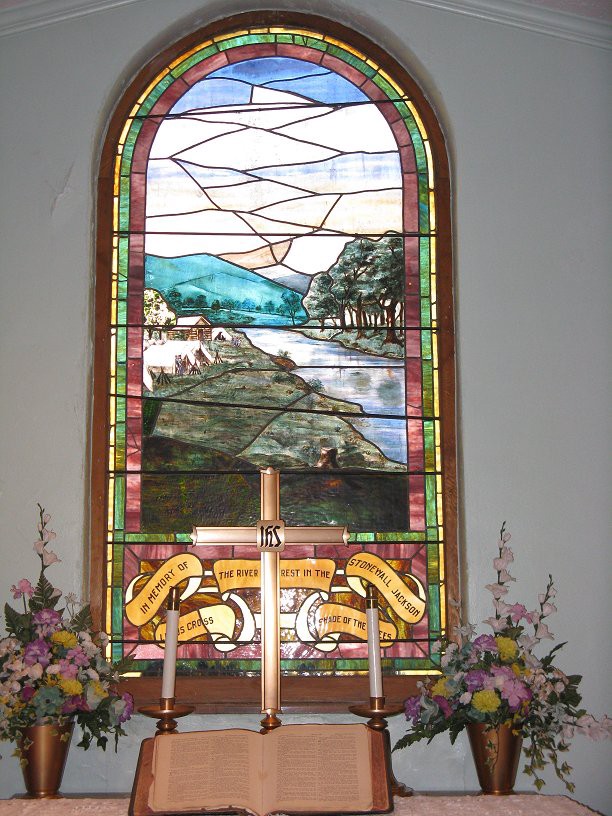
<box><xmin>92</xmin><ymin>12</ymin><xmax>457</xmax><ymax>709</ymax></box>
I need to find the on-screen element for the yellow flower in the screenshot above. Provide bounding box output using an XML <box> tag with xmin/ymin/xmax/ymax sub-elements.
<box><xmin>91</xmin><ymin>680</ymin><xmax>108</xmax><ymax>699</ymax></box>
<box><xmin>496</xmin><ymin>636</ymin><xmax>518</xmax><ymax>662</ymax></box>
<box><xmin>511</xmin><ymin>662</ymin><xmax>522</xmax><ymax>677</ymax></box>
<box><xmin>51</xmin><ymin>630</ymin><xmax>77</xmax><ymax>649</ymax></box>
<box><xmin>58</xmin><ymin>678</ymin><xmax>83</xmax><ymax>696</ymax></box>
<box><xmin>472</xmin><ymin>689</ymin><xmax>501</xmax><ymax>713</ymax></box>
<box><xmin>431</xmin><ymin>677</ymin><xmax>452</xmax><ymax>698</ymax></box>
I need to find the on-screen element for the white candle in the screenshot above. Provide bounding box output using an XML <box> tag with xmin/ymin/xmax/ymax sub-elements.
<box><xmin>161</xmin><ymin>586</ymin><xmax>180</xmax><ymax>700</ymax></box>
<box><xmin>366</xmin><ymin>584</ymin><xmax>383</xmax><ymax>700</ymax></box>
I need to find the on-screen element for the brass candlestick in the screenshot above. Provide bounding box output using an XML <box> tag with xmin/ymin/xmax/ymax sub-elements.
<box><xmin>349</xmin><ymin>696</ymin><xmax>413</xmax><ymax>798</ymax></box>
<box><xmin>138</xmin><ymin>588</ymin><xmax>194</xmax><ymax>734</ymax></box>
<box><xmin>260</xmin><ymin>710</ymin><xmax>282</xmax><ymax>734</ymax></box>
<box><xmin>138</xmin><ymin>697</ymin><xmax>195</xmax><ymax>735</ymax></box>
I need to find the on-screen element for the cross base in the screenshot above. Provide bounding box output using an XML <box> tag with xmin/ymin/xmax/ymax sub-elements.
<box><xmin>260</xmin><ymin>711</ymin><xmax>282</xmax><ymax>734</ymax></box>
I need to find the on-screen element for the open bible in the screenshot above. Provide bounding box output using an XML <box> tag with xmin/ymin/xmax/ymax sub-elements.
<box><xmin>129</xmin><ymin>723</ymin><xmax>392</xmax><ymax>816</ymax></box>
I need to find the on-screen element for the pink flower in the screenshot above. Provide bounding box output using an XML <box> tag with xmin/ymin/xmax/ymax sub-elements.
<box><xmin>575</xmin><ymin>715</ymin><xmax>612</xmax><ymax>741</ymax></box>
<box><xmin>541</xmin><ymin>602</ymin><xmax>557</xmax><ymax>617</ymax></box>
<box><xmin>508</xmin><ymin>603</ymin><xmax>528</xmax><ymax>623</ymax></box>
<box><xmin>493</xmin><ymin>548</ymin><xmax>514</xmax><ymax>572</ymax></box>
<box><xmin>493</xmin><ymin>599</ymin><xmax>512</xmax><ymax>616</ymax></box>
<box><xmin>483</xmin><ymin>616</ymin><xmax>508</xmax><ymax>632</ymax></box>
<box><xmin>21</xmin><ymin>686</ymin><xmax>36</xmax><ymax>702</ymax></box>
<box><xmin>42</xmin><ymin>549</ymin><xmax>61</xmax><ymax>566</ymax></box>
<box><xmin>433</xmin><ymin>695</ymin><xmax>452</xmax><ymax>718</ymax></box>
<box><xmin>58</xmin><ymin>659</ymin><xmax>79</xmax><ymax>679</ymax></box>
<box><xmin>518</xmin><ymin>633</ymin><xmax>539</xmax><ymax>652</ymax></box>
<box><xmin>10</xmin><ymin>579</ymin><xmax>33</xmax><ymax>599</ymax></box>
<box><xmin>535</xmin><ymin>622</ymin><xmax>554</xmax><ymax>640</ymax></box>
<box><xmin>485</xmin><ymin>583</ymin><xmax>509</xmax><ymax>599</ymax></box>
<box><xmin>499</xmin><ymin>676</ymin><xmax>532</xmax><ymax>711</ymax></box>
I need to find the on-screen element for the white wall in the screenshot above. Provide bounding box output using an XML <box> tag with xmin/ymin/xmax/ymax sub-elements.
<box><xmin>0</xmin><ymin>0</ymin><xmax>610</xmax><ymax>811</ymax></box>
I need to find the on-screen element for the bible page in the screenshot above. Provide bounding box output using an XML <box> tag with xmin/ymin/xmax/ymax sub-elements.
<box><xmin>263</xmin><ymin>724</ymin><xmax>374</xmax><ymax>813</ymax></box>
<box><xmin>148</xmin><ymin>729</ymin><xmax>262</xmax><ymax>813</ymax></box>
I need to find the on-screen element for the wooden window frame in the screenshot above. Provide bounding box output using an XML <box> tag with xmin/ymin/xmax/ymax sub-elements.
<box><xmin>91</xmin><ymin>10</ymin><xmax>458</xmax><ymax>713</ymax></box>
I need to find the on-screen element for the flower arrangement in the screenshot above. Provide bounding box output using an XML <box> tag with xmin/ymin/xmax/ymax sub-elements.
<box><xmin>395</xmin><ymin>523</ymin><xmax>610</xmax><ymax>791</ymax></box>
<box><xmin>0</xmin><ymin>505</ymin><xmax>133</xmax><ymax>755</ymax></box>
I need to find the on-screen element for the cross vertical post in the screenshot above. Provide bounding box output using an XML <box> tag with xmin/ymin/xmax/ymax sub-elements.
<box><xmin>260</xmin><ymin>467</ymin><xmax>281</xmax><ymax>729</ymax></box>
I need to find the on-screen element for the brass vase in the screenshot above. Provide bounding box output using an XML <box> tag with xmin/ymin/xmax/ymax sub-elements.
<box><xmin>467</xmin><ymin>722</ymin><xmax>522</xmax><ymax>795</ymax></box>
<box><xmin>18</xmin><ymin>721</ymin><xmax>74</xmax><ymax>798</ymax></box>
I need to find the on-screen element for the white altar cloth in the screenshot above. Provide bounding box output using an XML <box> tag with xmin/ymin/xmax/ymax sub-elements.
<box><xmin>0</xmin><ymin>794</ymin><xmax>600</xmax><ymax>815</ymax></box>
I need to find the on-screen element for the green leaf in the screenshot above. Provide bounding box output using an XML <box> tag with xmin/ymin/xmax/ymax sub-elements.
<box><xmin>30</xmin><ymin>572</ymin><xmax>59</xmax><ymax>612</ymax></box>
<box><xmin>70</xmin><ymin>604</ymin><xmax>93</xmax><ymax>632</ymax></box>
<box><xmin>3</xmin><ymin>603</ymin><xmax>31</xmax><ymax>641</ymax></box>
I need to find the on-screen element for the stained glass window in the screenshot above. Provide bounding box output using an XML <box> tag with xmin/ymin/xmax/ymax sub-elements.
<box><xmin>92</xmin><ymin>14</ymin><xmax>457</xmax><ymax>706</ymax></box>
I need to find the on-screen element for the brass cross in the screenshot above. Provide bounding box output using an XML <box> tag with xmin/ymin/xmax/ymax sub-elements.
<box><xmin>191</xmin><ymin>467</ymin><xmax>349</xmax><ymax>730</ymax></box>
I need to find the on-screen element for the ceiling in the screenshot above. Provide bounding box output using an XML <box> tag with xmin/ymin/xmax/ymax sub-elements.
<box><xmin>0</xmin><ymin>0</ymin><xmax>610</xmax><ymax>45</ymax></box>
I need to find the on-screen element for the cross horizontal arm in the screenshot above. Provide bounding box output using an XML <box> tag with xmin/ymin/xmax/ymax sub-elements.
<box><xmin>191</xmin><ymin>526</ymin><xmax>349</xmax><ymax>547</ymax></box>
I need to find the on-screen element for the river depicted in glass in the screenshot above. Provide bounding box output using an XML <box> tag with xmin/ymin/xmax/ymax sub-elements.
<box><xmin>242</xmin><ymin>328</ymin><xmax>407</xmax><ymax>464</ymax></box>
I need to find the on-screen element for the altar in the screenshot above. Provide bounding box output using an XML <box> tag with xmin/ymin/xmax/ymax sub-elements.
<box><xmin>0</xmin><ymin>794</ymin><xmax>600</xmax><ymax>815</ymax></box>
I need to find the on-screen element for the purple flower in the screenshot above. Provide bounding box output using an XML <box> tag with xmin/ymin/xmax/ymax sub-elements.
<box><xmin>61</xmin><ymin>695</ymin><xmax>90</xmax><ymax>715</ymax></box>
<box><xmin>118</xmin><ymin>692</ymin><xmax>134</xmax><ymax>724</ymax></box>
<box><xmin>66</xmin><ymin>647</ymin><xmax>90</xmax><ymax>667</ymax></box>
<box><xmin>490</xmin><ymin>665</ymin><xmax>516</xmax><ymax>680</ymax></box>
<box><xmin>465</xmin><ymin>669</ymin><xmax>488</xmax><ymax>692</ymax></box>
<box><xmin>472</xmin><ymin>634</ymin><xmax>498</xmax><ymax>653</ymax></box>
<box><xmin>24</xmin><ymin>638</ymin><xmax>51</xmax><ymax>668</ymax></box>
<box><xmin>433</xmin><ymin>695</ymin><xmax>452</xmax><ymax>718</ymax></box>
<box><xmin>32</xmin><ymin>608</ymin><xmax>62</xmax><ymax>635</ymax></box>
<box><xmin>404</xmin><ymin>695</ymin><xmax>422</xmax><ymax>723</ymax></box>
<box><xmin>21</xmin><ymin>685</ymin><xmax>36</xmax><ymax>702</ymax></box>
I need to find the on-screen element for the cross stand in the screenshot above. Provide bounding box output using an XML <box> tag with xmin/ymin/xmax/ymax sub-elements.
<box><xmin>349</xmin><ymin>698</ymin><xmax>413</xmax><ymax>797</ymax></box>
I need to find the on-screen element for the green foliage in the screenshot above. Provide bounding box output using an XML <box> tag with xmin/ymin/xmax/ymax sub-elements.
<box><xmin>30</xmin><ymin>572</ymin><xmax>59</xmax><ymax>613</ymax></box>
<box><xmin>3</xmin><ymin>603</ymin><xmax>31</xmax><ymax>642</ymax></box>
<box><xmin>69</xmin><ymin>603</ymin><xmax>94</xmax><ymax>633</ymax></box>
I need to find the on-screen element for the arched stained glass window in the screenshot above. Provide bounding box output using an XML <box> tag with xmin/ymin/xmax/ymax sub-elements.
<box><xmin>92</xmin><ymin>13</ymin><xmax>457</xmax><ymax>708</ymax></box>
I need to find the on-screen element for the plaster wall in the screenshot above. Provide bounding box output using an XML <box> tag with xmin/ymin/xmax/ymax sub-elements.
<box><xmin>0</xmin><ymin>0</ymin><xmax>610</xmax><ymax>811</ymax></box>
